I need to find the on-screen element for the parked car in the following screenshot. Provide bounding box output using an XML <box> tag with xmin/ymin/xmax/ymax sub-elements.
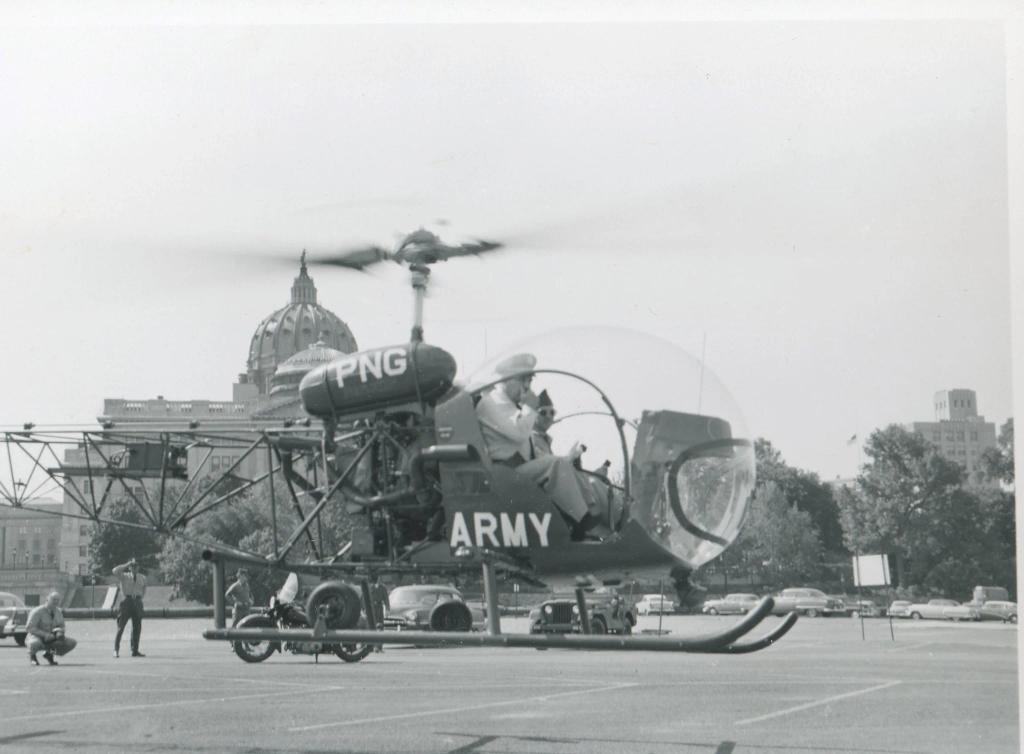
<box><xmin>888</xmin><ymin>600</ymin><xmax>913</xmax><ymax>618</ymax></box>
<box><xmin>846</xmin><ymin>599</ymin><xmax>882</xmax><ymax>618</ymax></box>
<box><xmin>383</xmin><ymin>585</ymin><xmax>478</xmax><ymax>631</ymax></box>
<box><xmin>529</xmin><ymin>589</ymin><xmax>635</xmax><ymax>635</ymax></box>
<box><xmin>701</xmin><ymin>593</ymin><xmax>759</xmax><ymax>615</ymax></box>
<box><xmin>635</xmin><ymin>594</ymin><xmax>676</xmax><ymax>615</ymax></box>
<box><xmin>770</xmin><ymin>588</ymin><xmax>842</xmax><ymax>617</ymax></box>
<box><xmin>0</xmin><ymin>592</ymin><xmax>28</xmax><ymax>646</ymax></box>
<box><xmin>906</xmin><ymin>599</ymin><xmax>980</xmax><ymax>621</ymax></box>
<box><xmin>978</xmin><ymin>600</ymin><xmax>1017</xmax><ymax>623</ymax></box>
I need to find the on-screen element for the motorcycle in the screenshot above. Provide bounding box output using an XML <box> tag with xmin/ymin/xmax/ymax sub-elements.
<box><xmin>232</xmin><ymin>573</ymin><xmax>373</xmax><ymax>664</ymax></box>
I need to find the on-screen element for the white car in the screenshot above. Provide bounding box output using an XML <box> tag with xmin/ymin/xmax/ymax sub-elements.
<box><xmin>636</xmin><ymin>594</ymin><xmax>676</xmax><ymax>615</ymax></box>
<box><xmin>701</xmin><ymin>593</ymin><xmax>759</xmax><ymax>616</ymax></box>
<box><xmin>906</xmin><ymin>598</ymin><xmax>980</xmax><ymax>622</ymax></box>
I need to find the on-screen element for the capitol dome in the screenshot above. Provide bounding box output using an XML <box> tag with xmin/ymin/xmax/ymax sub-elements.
<box><xmin>246</xmin><ymin>255</ymin><xmax>358</xmax><ymax>395</ymax></box>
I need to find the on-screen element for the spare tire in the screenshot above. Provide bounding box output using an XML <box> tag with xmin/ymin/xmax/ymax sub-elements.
<box><xmin>429</xmin><ymin>600</ymin><xmax>473</xmax><ymax>632</ymax></box>
<box><xmin>306</xmin><ymin>581</ymin><xmax>362</xmax><ymax>630</ymax></box>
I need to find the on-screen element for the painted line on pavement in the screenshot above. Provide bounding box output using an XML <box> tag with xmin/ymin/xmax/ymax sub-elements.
<box><xmin>2</xmin><ymin>685</ymin><xmax>349</xmax><ymax>724</ymax></box>
<box><xmin>734</xmin><ymin>680</ymin><xmax>902</xmax><ymax>726</ymax></box>
<box><xmin>290</xmin><ymin>682</ymin><xmax>639</xmax><ymax>732</ymax></box>
<box><xmin>888</xmin><ymin>641</ymin><xmax>935</xmax><ymax>652</ymax></box>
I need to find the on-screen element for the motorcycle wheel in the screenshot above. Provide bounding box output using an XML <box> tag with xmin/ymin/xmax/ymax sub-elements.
<box><xmin>334</xmin><ymin>643</ymin><xmax>373</xmax><ymax>663</ymax></box>
<box><xmin>232</xmin><ymin>615</ymin><xmax>277</xmax><ymax>663</ymax></box>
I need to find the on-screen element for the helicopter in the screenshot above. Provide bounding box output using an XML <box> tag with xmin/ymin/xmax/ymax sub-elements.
<box><xmin>0</xmin><ymin>230</ymin><xmax>797</xmax><ymax>654</ymax></box>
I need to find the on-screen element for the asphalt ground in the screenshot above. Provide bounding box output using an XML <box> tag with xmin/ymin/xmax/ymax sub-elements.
<box><xmin>0</xmin><ymin>614</ymin><xmax>1018</xmax><ymax>754</ymax></box>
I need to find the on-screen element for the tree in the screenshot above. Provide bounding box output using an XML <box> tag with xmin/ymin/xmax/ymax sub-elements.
<box><xmin>754</xmin><ymin>439</ymin><xmax>845</xmax><ymax>554</ymax></box>
<box><xmin>980</xmin><ymin>418</ymin><xmax>1014</xmax><ymax>487</ymax></box>
<box><xmin>157</xmin><ymin>475</ymin><xmax>343</xmax><ymax>604</ymax></box>
<box><xmin>88</xmin><ymin>496</ymin><xmax>165</xmax><ymax>579</ymax></box>
<box><xmin>836</xmin><ymin>425</ymin><xmax>967</xmax><ymax>589</ymax></box>
<box><xmin>735</xmin><ymin>482</ymin><xmax>824</xmax><ymax>586</ymax></box>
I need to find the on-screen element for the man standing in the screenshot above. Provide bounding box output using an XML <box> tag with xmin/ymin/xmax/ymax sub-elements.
<box><xmin>225</xmin><ymin>568</ymin><xmax>253</xmax><ymax>627</ymax></box>
<box><xmin>27</xmin><ymin>591</ymin><xmax>77</xmax><ymax>666</ymax></box>
<box><xmin>368</xmin><ymin>574</ymin><xmax>390</xmax><ymax>653</ymax></box>
<box><xmin>113</xmin><ymin>558</ymin><xmax>147</xmax><ymax>658</ymax></box>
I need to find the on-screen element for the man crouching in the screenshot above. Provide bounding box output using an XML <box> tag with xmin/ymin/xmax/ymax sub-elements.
<box><xmin>27</xmin><ymin>591</ymin><xmax>76</xmax><ymax>666</ymax></box>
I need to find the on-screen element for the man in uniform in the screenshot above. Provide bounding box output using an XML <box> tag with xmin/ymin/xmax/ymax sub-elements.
<box><xmin>225</xmin><ymin>568</ymin><xmax>253</xmax><ymax>627</ymax></box>
<box><xmin>475</xmin><ymin>354</ymin><xmax>595</xmax><ymax>535</ymax></box>
<box><xmin>26</xmin><ymin>591</ymin><xmax>76</xmax><ymax>665</ymax></box>
<box><xmin>113</xmin><ymin>557</ymin><xmax>147</xmax><ymax>658</ymax></box>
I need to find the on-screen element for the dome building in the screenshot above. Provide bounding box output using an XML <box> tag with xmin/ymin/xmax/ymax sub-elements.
<box><xmin>269</xmin><ymin>337</ymin><xmax>344</xmax><ymax>399</ymax></box>
<box><xmin>244</xmin><ymin>254</ymin><xmax>358</xmax><ymax>396</ymax></box>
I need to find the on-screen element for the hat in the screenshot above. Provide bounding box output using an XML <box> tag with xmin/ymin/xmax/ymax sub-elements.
<box><xmin>537</xmin><ymin>389</ymin><xmax>553</xmax><ymax>408</ymax></box>
<box><xmin>494</xmin><ymin>353</ymin><xmax>537</xmax><ymax>378</ymax></box>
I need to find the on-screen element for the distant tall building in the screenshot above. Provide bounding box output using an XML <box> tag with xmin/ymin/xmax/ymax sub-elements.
<box><xmin>0</xmin><ymin>498</ymin><xmax>71</xmax><ymax>603</ymax></box>
<box><xmin>907</xmin><ymin>389</ymin><xmax>997</xmax><ymax>484</ymax></box>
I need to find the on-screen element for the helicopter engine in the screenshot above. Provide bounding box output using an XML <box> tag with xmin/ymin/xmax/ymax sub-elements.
<box><xmin>299</xmin><ymin>343</ymin><xmax>461</xmax><ymax>558</ymax></box>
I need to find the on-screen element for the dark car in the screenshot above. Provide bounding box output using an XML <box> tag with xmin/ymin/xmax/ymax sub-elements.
<box><xmin>383</xmin><ymin>585</ymin><xmax>479</xmax><ymax>632</ymax></box>
<box><xmin>529</xmin><ymin>589</ymin><xmax>635</xmax><ymax>635</ymax></box>
<box><xmin>771</xmin><ymin>588</ymin><xmax>842</xmax><ymax>617</ymax></box>
<box><xmin>978</xmin><ymin>601</ymin><xmax>1017</xmax><ymax>623</ymax></box>
<box><xmin>0</xmin><ymin>592</ymin><xmax>28</xmax><ymax>646</ymax></box>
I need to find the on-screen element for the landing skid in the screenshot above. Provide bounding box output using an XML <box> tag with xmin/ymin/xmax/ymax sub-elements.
<box><xmin>204</xmin><ymin>596</ymin><xmax>797</xmax><ymax>654</ymax></box>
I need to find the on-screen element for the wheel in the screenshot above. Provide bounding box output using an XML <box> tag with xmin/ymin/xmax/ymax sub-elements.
<box><xmin>1010</xmin><ymin>615</ymin><xmax>1018</xmax><ymax>624</ymax></box>
<box><xmin>910</xmin><ymin>612</ymin><xmax>922</xmax><ymax>620</ymax></box>
<box><xmin>804</xmin><ymin>608</ymin><xmax>819</xmax><ymax>618</ymax></box>
<box><xmin>232</xmin><ymin>615</ymin><xmax>278</xmax><ymax>663</ymax></box>
<box><xmin>429</xmin><ymin>601</ymin><xmax>473</xmax><ymax>632</ymax></box>
<box><xmin>334</xmin><ymin>643</ymin><xmax>373</xmax><ymax>663</ymax></box>
<box><xmin>14</xmin><ymin>633</ymin><xmax>26</xmax><ymax>647</ymax></box>
<box><xmin>707</xmin><ymin>607</ymin><xmax>719</xmax><ymax>616</ymax></box>
<box><xmin>850</xmin><ymin>611</ymin><xmax>860</xmax><ymax>619</ymax></box>
<box><xmin>306</xmin><ymin>581</ymin><xmax>362</xmax><ymax>630</ymax></box>
<box><xmin>590</xmin><ymin>617</ymin><xmax>608</xmax><ymax>635</ymax></box>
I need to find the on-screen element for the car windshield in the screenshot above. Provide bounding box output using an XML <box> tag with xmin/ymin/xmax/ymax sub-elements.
<box><xmin>0</xmin><ymin>593</ymin><xmax>26</xmax><ymax>608</ymax></box>
<box><xmin>390</xmin><ymin>588</ymin><xmax>458</xmax><ymax>608</ymax></box>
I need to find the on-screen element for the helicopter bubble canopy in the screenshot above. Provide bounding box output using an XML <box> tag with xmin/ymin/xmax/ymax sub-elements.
<box><xmin>463</xmin><ymin>326</ymin><xmax>755</xmax><ymax>569</ymax></box>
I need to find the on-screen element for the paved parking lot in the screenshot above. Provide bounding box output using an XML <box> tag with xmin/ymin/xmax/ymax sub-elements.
<box><xmin>0</xmin><ymin>614</ymin><xmax>1017</xmax><ymax>753</ymax></box>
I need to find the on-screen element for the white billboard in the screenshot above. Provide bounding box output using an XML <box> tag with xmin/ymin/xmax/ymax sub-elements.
<box><xmin>852</xmin><ymin>554</ymin><xmax>890</xmax><ymax>587</ymax></box>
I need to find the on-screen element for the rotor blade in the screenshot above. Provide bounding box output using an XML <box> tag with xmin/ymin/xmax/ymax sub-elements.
<box><xmin>437</xmin><ymin>239</ymin><xmax>504</xmax><ymax>260</ymax></box>
<box><xmin>307</xmin><ymin>246</ymin><xmax>392</xmax><ymax>271</ymax></box>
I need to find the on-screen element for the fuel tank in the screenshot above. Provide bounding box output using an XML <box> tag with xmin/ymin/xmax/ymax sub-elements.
<box><xmin>299</xmin><ymin>342</ymin><xmax>457</xmax><ymax>418</ymax></box>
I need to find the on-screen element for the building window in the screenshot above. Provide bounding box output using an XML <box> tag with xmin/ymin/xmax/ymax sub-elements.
<box><xmin>34</xmin><ymin>526</ymin><xmax>42</xmax><ymax>534</ymax></box>
<box><xmin>971</xmin><ymin>431</ymin><xmax>978</xmax><ymax>441</ymax></box>
<box><xmin>956</xmin><ymin>431</ymin><xmax>965</xmax><ymax>441</ymax></box>
<box><xmin>19</xmin><ymin>526</ymin><xmax>27</xmax><ymax>535</ymax></box>
<box><xmin>83</xmin><ymin>480</ymin><xmax>92</xmax><ymax>494</ymax></box>
<box><xmin>79</xmin><ymin>545</ymin><xmax>87</xmax><ymax>557</ymax></box>
<box><xmin>79</xmin><ymin>563</ymin><xmax>87</xmax><ymax>575</ymax></box>
<box><xmin>79</xmin><ymin>524</ymin><xmax>88</xmax><ymax>537</ymax></box>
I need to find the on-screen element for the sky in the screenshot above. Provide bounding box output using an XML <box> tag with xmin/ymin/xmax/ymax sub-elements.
<box><xmin>0</xmin><ymin>3</ymin><xmax>1019</xmax><ymax>484</ymax></box>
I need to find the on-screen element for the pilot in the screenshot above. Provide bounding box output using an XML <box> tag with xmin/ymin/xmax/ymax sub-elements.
<box><xmin>474</xmin><ymin>354</ymin><xmax>593</xmax><ymax>534</ymax></box>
